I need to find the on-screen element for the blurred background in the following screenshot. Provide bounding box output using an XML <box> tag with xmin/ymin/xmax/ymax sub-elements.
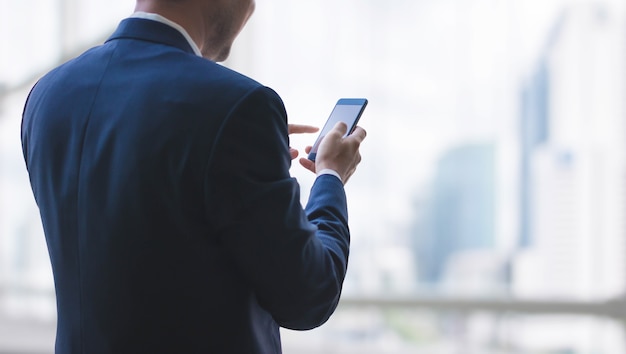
<box><xmin>2</xmin><ymin>0</ymin><xmax>626</xmax><ymax>353</ymax></box>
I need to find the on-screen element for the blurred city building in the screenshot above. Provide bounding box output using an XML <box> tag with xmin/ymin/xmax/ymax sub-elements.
<box><xmin>513</xmin><ymin>2</ymin><xmax>626</xmax><ymax>301</ymax></box>
<box><xmin>412</xmin><ymin>143</ymin><xmax>500</xmax><ymax>292</ymax></box>
<box><xmin>510</xmin><ymin>3</ymin><xmax>626</xmax><ymax>353</ymax></box>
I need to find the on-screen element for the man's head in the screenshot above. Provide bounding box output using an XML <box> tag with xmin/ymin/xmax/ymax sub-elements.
<box><xmin>200</xmin><ymin>0</ymin><xmax>255</xmax><ymax>61</ymax></box>
<box><xmin>135</xmin><ymin>0</ymin><xmax>256</xmax><ymax>61</ymax></box>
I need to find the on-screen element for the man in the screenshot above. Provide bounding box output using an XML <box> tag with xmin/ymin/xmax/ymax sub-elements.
<box><xmin>21</xmin><ymin>0</ymin><xmax>366</xmax><ymax>352</ymax></box>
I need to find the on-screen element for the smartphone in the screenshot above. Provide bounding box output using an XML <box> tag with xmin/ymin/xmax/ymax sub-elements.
<box><xmin>307</xmin><ymin>98</ymin><xmax>368</xmax><ymax>161</ymax></box>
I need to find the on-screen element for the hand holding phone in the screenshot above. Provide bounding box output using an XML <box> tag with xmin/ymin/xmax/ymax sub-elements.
<box><xmin>300</xmin><ymin>98</ymin><xmax>368</xmax><ymax>184</ymax></box>
<box><xmin>307</xmin><ymin>98</ymin><xmax>368</xmax><ymax>162</ymax></box>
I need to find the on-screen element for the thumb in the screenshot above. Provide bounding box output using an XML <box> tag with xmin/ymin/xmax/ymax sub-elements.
<box><xmin>330</xmin><ymin>121</ymin><xmax>348</xmax><ymax>137</ymax></box>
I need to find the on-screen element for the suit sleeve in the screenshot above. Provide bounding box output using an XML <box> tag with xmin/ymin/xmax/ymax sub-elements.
<box><xmin>204</xmin><ymin>86</ymin><xmax>350</xmax><ymax>330</ymax></box>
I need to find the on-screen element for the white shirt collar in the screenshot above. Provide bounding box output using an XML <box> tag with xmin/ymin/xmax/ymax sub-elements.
<box><xmin>131</xmin><ymin>12</ymin><xmax>203</xmax><ymax>57</ymax></box>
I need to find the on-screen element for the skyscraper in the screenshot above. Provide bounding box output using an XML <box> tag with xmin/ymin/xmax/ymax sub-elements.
<box><xmin>414</xmin><ymin>143</ymin><xmax>496</xmax><ymax>285</ymax></box>
<box><xmin>514</xmin><ymin>3</ymin><xmax>626</xmax><ymax>299</ymax></box>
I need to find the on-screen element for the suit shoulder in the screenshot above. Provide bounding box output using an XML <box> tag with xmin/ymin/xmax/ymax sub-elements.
<box><xmin>185</xmin><ymin>56</ymin><xmax>261</xmax><ymax>89</ymax></box>
<box><xmin>180</xmin><ymin>57</ymin><xmax>284</xmax><ymax>109</ymax></box>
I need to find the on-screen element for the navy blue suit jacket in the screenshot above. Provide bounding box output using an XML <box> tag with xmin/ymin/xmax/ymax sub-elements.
<box><xmin>22</xmin><ymin>18</ymin><xmax>350</xmax><ymax>354</ymax></box>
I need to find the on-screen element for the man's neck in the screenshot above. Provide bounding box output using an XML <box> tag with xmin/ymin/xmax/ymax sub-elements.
<box><xmin>134</xmin><ymin>1</ymin><xmax>214</xmax><ymax>60</ymax></box>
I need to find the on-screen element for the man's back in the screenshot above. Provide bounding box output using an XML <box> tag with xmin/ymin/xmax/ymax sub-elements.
<box><xmin>22</xmin><ymin>18</ymin><xmax>351</xmax><ymax>353</ymax></box>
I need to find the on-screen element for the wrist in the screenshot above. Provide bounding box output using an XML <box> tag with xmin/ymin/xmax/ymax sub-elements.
<box><xmin>316</xmin><ymin>168</ymin><xmax>342</xmax><ymax>182</ymax></box>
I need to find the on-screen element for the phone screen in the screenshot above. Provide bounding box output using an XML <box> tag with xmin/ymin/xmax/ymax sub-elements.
<box><xmin>307</xmin><ymin>98</ymin><xmax>368</xmax><ymax>161</ymax></box>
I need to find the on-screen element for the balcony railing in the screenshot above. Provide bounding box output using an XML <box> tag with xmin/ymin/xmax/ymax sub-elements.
<box><xmin>2</xmin><ymin>284</ymin><xmax>625</xmax><ymax>353</ymax></box>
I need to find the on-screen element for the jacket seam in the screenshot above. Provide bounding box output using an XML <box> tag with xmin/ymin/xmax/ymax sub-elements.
<box><xmin>74</xmin><ymin>43</ymin><xmax>119</xmax><ymax>353</ymax></box>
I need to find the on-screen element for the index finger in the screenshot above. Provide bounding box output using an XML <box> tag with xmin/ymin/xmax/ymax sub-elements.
<box><xmin>288</xmin><ymin>124</ymin><xmax>319</xmax><ymax>135</ymax></box>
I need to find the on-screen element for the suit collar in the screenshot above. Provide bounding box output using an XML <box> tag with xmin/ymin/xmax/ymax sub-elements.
<box><xmin>106</xmin><ymin>18</ymin><xmax>199</xmax><ymax>56</ymax></box>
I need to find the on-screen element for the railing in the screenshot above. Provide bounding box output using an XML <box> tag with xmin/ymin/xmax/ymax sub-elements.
<box><xmin>2</xmin><ymin>285</ymin><xmax>625</xmax><ymax>353</ymax></box>
<box><xmin>340</xmin><ymin>294</ymin><xmax>626</xmax><ymax>320</ymax></box>
<box><xmin>3</xmin><ymin>284</ymin><xmax>624</xmax><ymax>320</ymax></box>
